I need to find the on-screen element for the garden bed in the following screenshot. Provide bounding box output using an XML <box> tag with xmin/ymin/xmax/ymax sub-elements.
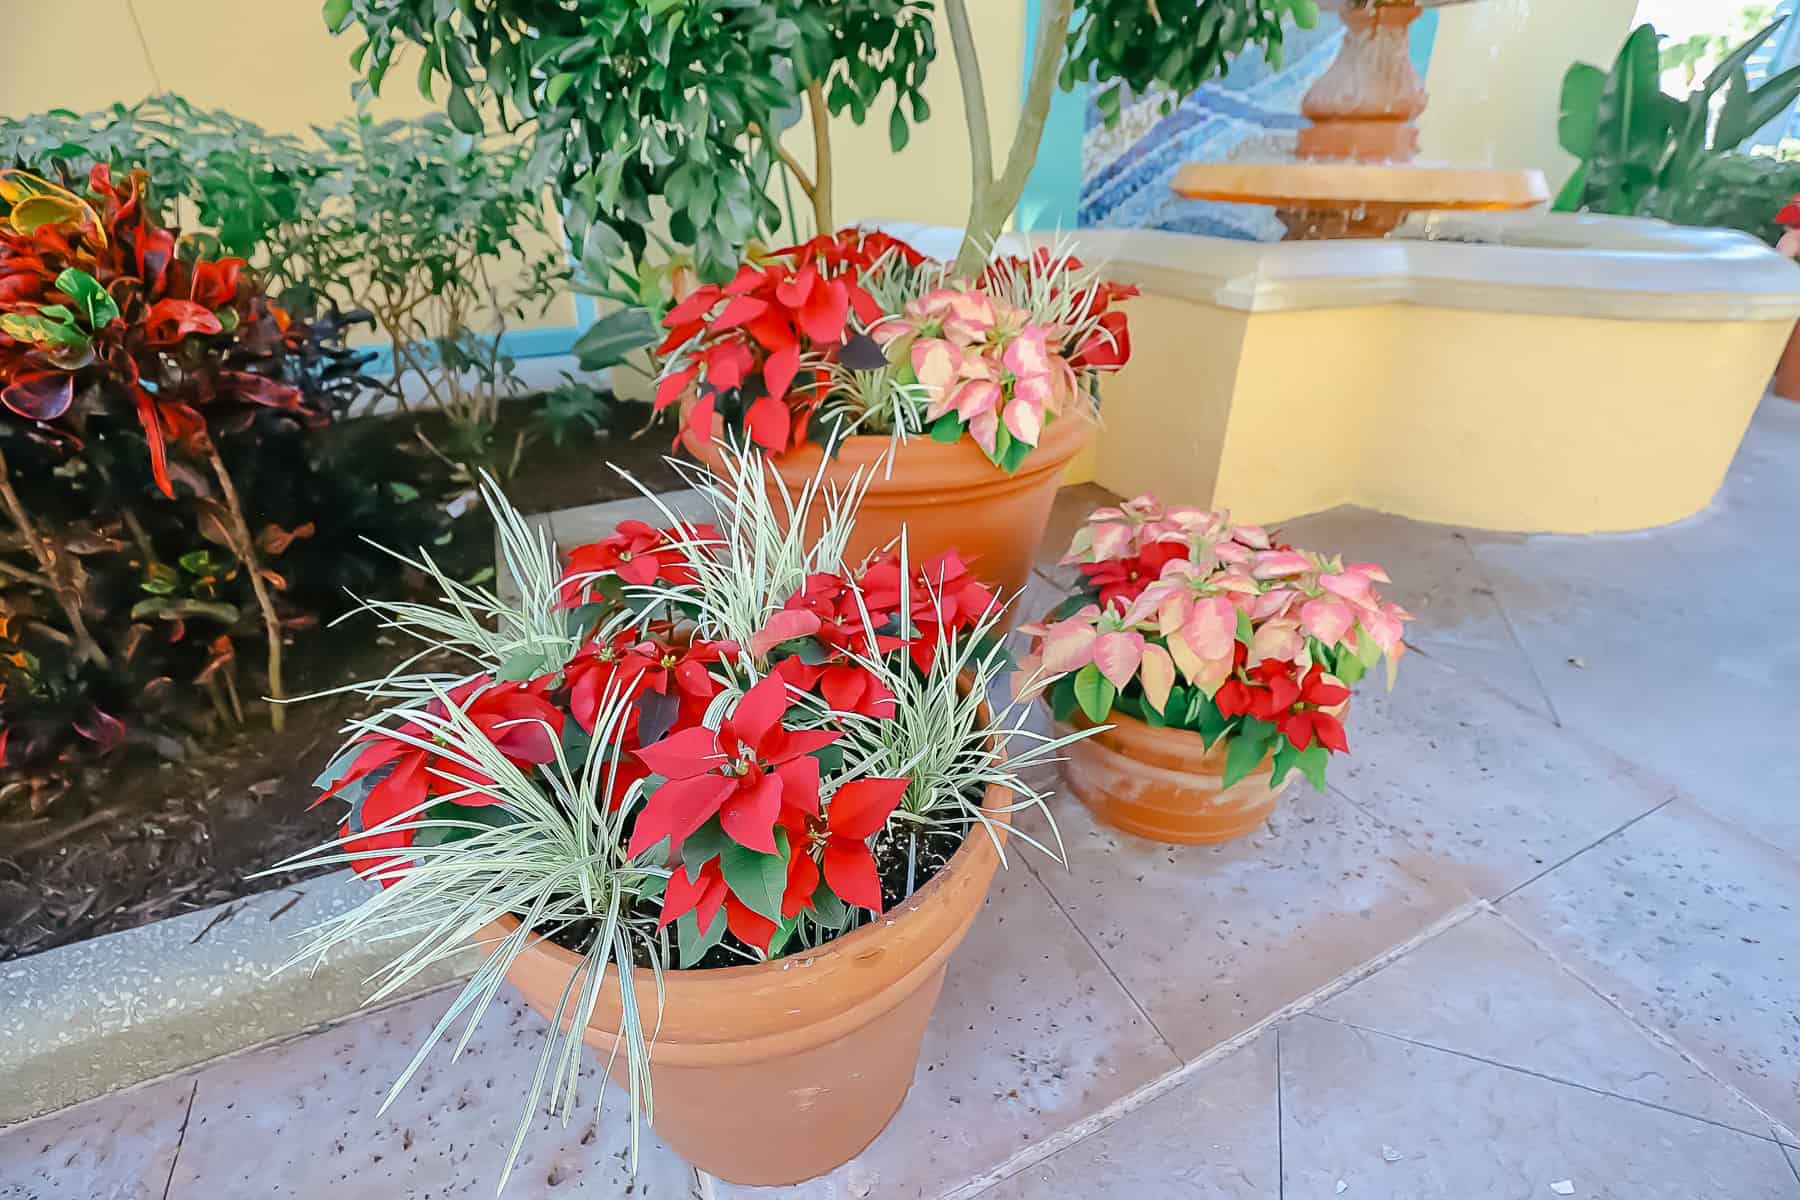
<box><xmin>0</xmin><ymin>408</ymin><xmax>682</xmax><ymax>962</ymax></box>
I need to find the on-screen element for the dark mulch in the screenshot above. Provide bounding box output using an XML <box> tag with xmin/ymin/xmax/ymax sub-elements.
<box><xmin>0</xmin><ymin>404</ymin><xmax>689</xmax><ymax>963</ymax></box>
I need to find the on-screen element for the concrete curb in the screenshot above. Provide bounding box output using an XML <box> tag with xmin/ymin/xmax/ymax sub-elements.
<box><xmin>0</xmin><ymin>870</ymin><xmax>476</xmax><ymax>1127</ymax></box>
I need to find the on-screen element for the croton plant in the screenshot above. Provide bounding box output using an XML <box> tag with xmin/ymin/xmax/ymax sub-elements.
<box><xmin>653</xmin><ymin>228</ymin><xmax>1136</xmax><ymax>472</ymax></box>
<box><xmin>1024</xmin><ymin>495</ymin><xmax>1411</xmax><ymax>792</ymax></box>
<box><xmin>279</xmin><ymin>446</ymin><xmax>1081</xmax><ymax>1185</ymax></box>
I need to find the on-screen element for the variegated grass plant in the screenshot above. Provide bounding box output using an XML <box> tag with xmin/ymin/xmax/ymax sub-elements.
<box><xmin>268</xmin><ymin>441</ymin><xmax>1090</xmax><ymax>1191</ymax></box>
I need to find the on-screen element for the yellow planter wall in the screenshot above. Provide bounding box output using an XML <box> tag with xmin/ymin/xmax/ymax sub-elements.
<box><xmin>1092</xmin><ymin>293</ymin><xmax>1791</xmax><ymax>533</ymax></box>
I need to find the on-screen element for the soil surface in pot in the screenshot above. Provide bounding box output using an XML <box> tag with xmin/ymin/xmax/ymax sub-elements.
<box><xmin>550</xmin><ymin>823</ymin><xmax>972</xmax><ymax>970</ymax></box>
<box><xmin>0</xmin><ymin>401</ymin><xmax>683</xmax><ymax>962</ymax></box>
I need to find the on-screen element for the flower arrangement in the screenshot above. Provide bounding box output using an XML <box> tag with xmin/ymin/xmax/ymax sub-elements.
<box><xmin>654</xmin><ymin>229</ymin><xmax>1137</xmax><ymax>472</ymax></box>
<box><xmin>278</xmin><ymin>447</ymin><xmax>1083</xmax><ymax>1185</ymax></box>
<box><xmin>1024</xmin><ymin>494</ymin><xmax>1411</xmax><ymax>792</ymax></box>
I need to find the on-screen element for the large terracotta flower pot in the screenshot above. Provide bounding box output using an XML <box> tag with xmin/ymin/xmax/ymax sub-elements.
<box><xmin>684</xmin><ymin>412</ymin><xmax>1094</xmax><ymax>604</ymax></box>
<box><xmin>485</xmin><ymin>790</ymin><xmax>1012</xmax><ymax>1186</ymax></box>
<box><xmin>1773</xmin><ymin>319</ymin><xmax>1800</xmax><ymax>402</ymax></box>
<box><xmin>1056</xmin><ymin>712</ymin><xmax>1286</xmax><ymax>844</ymax></box>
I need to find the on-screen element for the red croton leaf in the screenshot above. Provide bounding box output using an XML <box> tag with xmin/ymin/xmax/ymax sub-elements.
<box><xmin>0</xmin><ymin>372</ymin><xmax>74</xmax><ymax>421</ymax></box>
<box><xmin>143</xmin><ymin>298</ymin><xmax>221</xmax><ymax>346</ymax></box>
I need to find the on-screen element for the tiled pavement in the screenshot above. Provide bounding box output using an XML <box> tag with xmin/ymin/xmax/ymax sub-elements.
<box><xmin>5</xmin><ymin>396</ymin><xmax>1800</xmax><ymax>1198</ymax></box>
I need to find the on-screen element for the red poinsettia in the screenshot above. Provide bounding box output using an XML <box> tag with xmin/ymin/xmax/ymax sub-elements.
<box><xmin>858</xmin><ymin>549</ymin><xmax>997</xmax><ymax>671</ymax></box>
<box><xmin>1079</xmin><ymin>540</ymin><xmax>1189</xmax><ymax>611</ymax></box>
<box><xmin>655</xmin><ymin>855</ymin><xmax>779</xmax><ymax>949</ymax></box>
<box><xmin>629</xmin><ymin>674</ymin><xmax>839</xmax><ymax>857</ymax></box>
<box><xmin>1276</xmin><ymin>665</ymin><xmax>1351</xmax><ymax>752</ymax></box>
<box><xmin>326</xmin><ymin>677</ymin><xmax>566</xmax><ymax>886</ymax></box>
<box><xmin>559</xmin><ymin>521</ymin><xmax>716</xmax><ymax>606</ymax></box>
<box><xmin>654</xmin><ymin>231</ymin><xmax>905</xmax><ymax>455</ymax></box>
<box><xmin>778</xmin><ymin>776</ymin><xmax>911</xmax><ymax>913</ymax></box>
<box><xmin>1215</xmin><ymin>654</ymin><xmax>1300</xmax><ymax>723</ymax></box>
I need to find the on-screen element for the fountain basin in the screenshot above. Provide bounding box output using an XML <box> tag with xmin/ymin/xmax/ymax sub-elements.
<box><xmin>1044</xmin><ymin>213</ymin><xmax>1800</xmax><ymax>533</ymax></box>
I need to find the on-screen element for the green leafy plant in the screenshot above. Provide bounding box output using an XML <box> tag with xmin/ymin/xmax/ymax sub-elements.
<box><xmin>313</xmin><ymin>113</ymin><xmax>565</xmax><ymax>469</ymax></box>
<box><xmin>1555</xmin><ymin>18</ymin><xmax>1800</xmax><ymax>241</ymax></box>
<box><xmin>327</xmin><ymin>0</ymin><xmax>1311</xmax><ymax>284</ymax></box>
<box><xmin>329</xmin><ymin>0</ymin><xmax>937</xmax><ymax>285</ymax></box>
<box><xmin>532</xmin><ymin>375</ymin><xmax>613</xmax><ymax>448</ymax></box>
<box><xmin>0</xmin><ymin>95</ymin><xmax>349</xmax><ymax>313</ymax></box>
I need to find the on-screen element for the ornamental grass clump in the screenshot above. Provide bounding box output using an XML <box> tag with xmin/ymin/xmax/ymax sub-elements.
<box><xmin>276</xmin><ymin>443</ymin><xmax>1088</xmax><ymax>1187</ymax></box>
<box><xmin>1024</xmin><ymin>494</ymin><xmax>1412</xmax><ymax>792</ymax></box>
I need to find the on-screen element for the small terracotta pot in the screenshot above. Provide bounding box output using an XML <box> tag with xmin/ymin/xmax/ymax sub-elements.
<box><xmin>1772</xmin><ymin>319</ymin><xmax>1800</xmax><ymax>402</ymax></box>
<box><xmin>684</xmin><ymin>412</ymin><xmax>1094</xmax><ymax>604</ymax></box>
<box><xmin>484</xmin><ymin>790</ymin><xmax>1012</xmax><ymax>1186</ymax></box>
<box><xmin>1056</xmin><ymin>712</ymin><xmax>1286</xmax><ymax>845</ymax></box>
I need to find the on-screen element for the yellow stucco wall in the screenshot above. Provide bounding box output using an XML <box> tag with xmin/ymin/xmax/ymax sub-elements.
<box><xmin>1421</xmin><ymin>0</ymin><xmax>1640</xmax><ymax>188</ymax></box>
<box><xmin>1090</xmin><ymin>291</ymin><xmax>1790</xmax><ymax>533</ymax></box>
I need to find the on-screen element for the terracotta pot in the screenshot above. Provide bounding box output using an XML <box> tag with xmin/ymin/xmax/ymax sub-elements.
<box><xmin>485</xmin><ymin>790</ymin><xmax>1012</xmax><ymax>1186</ymax></box>
<box><xmin>1773</xmin><ymin>319</ymin><xmax>1800</xmax><ymax>402</ymax></box>
<box><xmin>1056</xmin><ymin>712</ymin><xmax>1286</xmax><ymax>845</ymax></box>
<box><xmin>684</xmin><ymin>412</ymin><xmax>1094</xmax><ymax>604</ymax></box>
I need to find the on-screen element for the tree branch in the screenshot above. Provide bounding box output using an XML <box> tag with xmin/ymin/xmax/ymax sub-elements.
<box><xmin>205</xmin><ymin>445</ymin><xmax>286</xmax><ymax>732</ymax></box>
<box><xmin>0</xmin><ymin>446</ymin><xmax>109</xmax><ymax>670</ymax></box>
<box><xmin>946</xmin><ymin>0</ymin><xmax>995</xmax><ymax>197</ymax></box>
<box><xmin>806</xmin><ymin>79</ymin><xmax>835</xmax><ymax>234</ymax></box>
<box><xmin>951</xmin><ymin>0</ymin><xmax>1076</xmax><ymax>276</ymax></box>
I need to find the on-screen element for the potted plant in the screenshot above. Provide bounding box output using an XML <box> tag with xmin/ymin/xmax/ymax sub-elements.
<box><xmin>1020</xmin><ymin>494</ymin><xmax>1410</xmax><ymax>844</ymax></box>
<box><xmin>658</xmin><ymin>228</ymin><xmax>1136</xmax><ymax>602</ymax></box>
<box><xmin>275</xmin><ymin>445</ymin><xmax>1084</xmax><ymax>1189</ymax></box>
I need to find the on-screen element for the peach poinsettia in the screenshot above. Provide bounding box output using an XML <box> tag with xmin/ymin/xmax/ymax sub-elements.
<box><xmin>1023</xmin><ymin>494</ymin><xmax>1412</xmax><ymax>793</ymax></box>
<box><xmin>874</xmin><ymin>285</ymin><xmax>1077</xmax><ymax>465</ymax></box>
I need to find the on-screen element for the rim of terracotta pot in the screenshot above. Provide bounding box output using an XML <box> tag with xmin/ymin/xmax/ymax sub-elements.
<box><xmin>684</xmin><ymin>404</ymin><xmax>1094</xmax><ymax>499</ymax></box>
<box><xmin>492</xmin><ymin>777</ymin><xmax>1013</xmax><ymax>1067</ymax></box>
<box><xmin>1068</xmin><ymin>709</ymin><xmax>1258</xmax><ymax>775</ymax></box>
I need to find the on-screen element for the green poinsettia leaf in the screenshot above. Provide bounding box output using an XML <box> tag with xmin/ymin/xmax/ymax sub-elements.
<box><xmin>1073</xmin><ymin>662</ymin><xmax>1116</xmax><ymax>724</ymax></box>
<box><xmin>1221</xmin><ymin>718</ymin><xmax>1277</xmax><ymax>788</ymax></box>
<box><xmin>679</xmin><ymin>816</ymin><xmax>733</xmax><ymax>881</ymax></box>
<box><xmin>928</xmin><ymin>412</ymin><xmax>963</xmax><ymax>444</ymax></box>
<box><xmin>676</xmin><ymin>904</ymin><xmax>727</xmax><ymax>967</ymax></box>
<box><xmin>1296</xmin><ymin>741</ymin><xmax>1330</xmax><ymax>792</ymax></box>
<box><xmin>1270</xmin><ymin>739</ymin><xmax>1301</xmax><ymax>787</ymax></box>
<box><xmin>717</xmin><ymin>830</ymin><xmax>789</xmax><ymax>923</ymax></box>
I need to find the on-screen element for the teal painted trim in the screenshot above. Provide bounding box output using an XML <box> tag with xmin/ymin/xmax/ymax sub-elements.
<box><xmin>1014</xmin><ymin>3</ymin><xmax>1446</xmax><ymax>233</ymax></box>
<box><xmin>1017</xmin><ymin>0</ymin><xmax>1087</xmax><ymax>232</ymax></box>
<box><xmin>361</xmin><ymin>325</ymin><xmax>583</xmax><ymax>376</ymax></box>
<box><xmin>1411</xmin><ymin>9</ymin><xmax>1440</xmax><ymax>78</ymax></box>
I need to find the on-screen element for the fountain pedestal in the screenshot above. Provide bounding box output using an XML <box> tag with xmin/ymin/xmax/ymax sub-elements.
<box><xmin>1172</xmin><ymin>0</ymin><xmax>1547</xmax><ymax>239</ymax></box>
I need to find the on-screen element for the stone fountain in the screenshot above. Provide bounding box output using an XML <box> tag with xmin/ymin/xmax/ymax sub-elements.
<box><xmin>1173</xmin><ymin>0</ymin><xmax>1549</xmax><ymax>238</ymax></box>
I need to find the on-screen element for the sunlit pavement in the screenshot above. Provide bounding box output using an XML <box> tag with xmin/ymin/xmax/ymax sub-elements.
<box><xmin>4</xmin><ymin>396</ymin><xmax>1798</xmax><ymax>1199</ymax></box>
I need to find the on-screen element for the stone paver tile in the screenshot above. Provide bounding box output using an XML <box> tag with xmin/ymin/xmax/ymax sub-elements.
<box><xmin>1502</xmin><ymin>800</ymin><xmax>1800</xmax><ymax>1139</ymax></box>
<box><xmin>0</xmin><ymin>1078</ymin><xmax>192</xmax><ymax>1200</ymax></box>
<box><xmin>1465</xmin><ymin>426</ymin><xmax>1800</xmax><ymax>857</ymax></box>
<box><xmin>1280</xmin><ymin>1014</ymin><xmax>1796</xmax><ymax>1198</ymax></box>
<box><xmin>1030</xmin><ymin>779</ymin><xmax>1472</xmax><ymax>1061</ymax></box>
<box><xmin>1033</xmin><ymin>483</ymin><xmax>1116</xmax><ymax>586</ymax></box>
<box><xmin>977</xmin><ymin>1033</ymin><xmax>1278</xmax><ymax>1200</ymax></box>
<box><xmin>1333</xmin><ymin>652</ymin><xmax>1677</xmax><ymax>899</ymax></box>
<box><xmin>1317</xmin><ymin>910</ymin><xmax>1772</xmax><ymax>1136</ymax></box>
<box><xmin>1275</xmin><ymin>505</ymin><xmax>1554</xmax><ymax>722</ymax></box>
<box><xmin>165</xmin><ymin>990</ymin><xmax>694</xmax><ymax>1199</ymax></box>
<box><xmin>716</xmin><ymin>864</ymin><xmax>1181</xmax><ymax>1200</ymax></box>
